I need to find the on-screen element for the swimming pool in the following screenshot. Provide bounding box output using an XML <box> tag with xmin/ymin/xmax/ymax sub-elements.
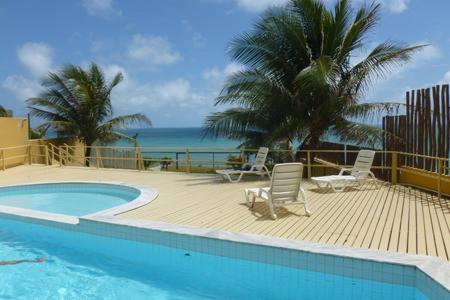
<box><xmin>0</xmin><ymin>216</ymin><xmax>448</xmax><ymax>300</ymax></box>
<box><xmin>0</xmin><ymin>182</ymin><xmax>153</xmax><ymax>216</ymax></box>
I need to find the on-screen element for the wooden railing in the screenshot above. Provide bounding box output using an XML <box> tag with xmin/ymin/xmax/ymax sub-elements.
<box><xmin>0</xmin><ymin>144</ymin><xmax>448</xmax><ymax>199</ymax></box>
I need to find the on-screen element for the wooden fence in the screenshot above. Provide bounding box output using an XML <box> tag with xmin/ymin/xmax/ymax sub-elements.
<box><xmin>383</xmin><ymin>84</ymin><xmax>450</xmax><ymax>174</ymax></box>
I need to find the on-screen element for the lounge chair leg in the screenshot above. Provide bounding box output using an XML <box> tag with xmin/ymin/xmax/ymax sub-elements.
<box><xmin>234</xmin><ymin>172</ymin><xmax>244</xmax><ymax>183</ymax></box>
<box><xmin>244</xmin><ymin>190</ymin><xmax>250</xmax><ymax>206</ymax></box>
<box><xmin>369</xmin><ymin>172</ymin><xmax>379</xmax><ymax>189</ymax></box>
<box><xmin>329</xmin><ymin>182</ymin><xmax>345</xmax><ymax>192</ymax></box>
<box><xmin>267</xmin><ymin>201</ymin><xmax>277</xmax><ymax>220</ymax></box>
<box><xmin>314</xmin><ymin>181</ymin><xmax>322</xmax><ymax>189</ymax></box>
<box><xmin>262</xmin><ymin>166</ymin><xmax>271</xmax><ymax>180</ymax></box>
<box><xmin>300</xmin><ymin>188</ymin><xmax>311</xmax><ymax>216</ymax></box>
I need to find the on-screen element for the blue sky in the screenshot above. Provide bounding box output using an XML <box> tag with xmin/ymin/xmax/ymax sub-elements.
<box><xmin>1</xmin><ymin>0</ymin><xmax>449</xmax><ymax>127</ymax></box>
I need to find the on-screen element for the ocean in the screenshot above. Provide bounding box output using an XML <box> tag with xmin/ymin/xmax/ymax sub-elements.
<box><xmin>115</xmin><ymin>128</ymin><xmax>242</xmax><ymax>167</ymax></box>
<box><xmin>116</xmin><ymin>127</ymin><xmax>240</xmax><ymax>150</ymax></box>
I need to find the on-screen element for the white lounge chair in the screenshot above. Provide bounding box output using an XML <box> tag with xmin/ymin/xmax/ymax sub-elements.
<box><xmin>216</xmin><ymin>147</ymin><xmax>271</xmax><ymax>183</ymax></box>
<box><xmin>311</xmin><ymin>150</ymin><xmax>379</xmax><ymax>192</ymax></box>
<box><xmin>245</xmin><ymin>163</ymin><xmax>311</xmax><ymax>219</ymax></box>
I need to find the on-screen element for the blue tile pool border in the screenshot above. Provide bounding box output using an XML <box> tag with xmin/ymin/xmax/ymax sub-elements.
<box><xmin>0</xmin><ymin>182</ymin><xmax>448</xmax><ymax>299</ymax></box>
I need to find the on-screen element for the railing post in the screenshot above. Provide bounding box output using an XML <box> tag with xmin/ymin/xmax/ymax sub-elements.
<box><xmin>240</xmin><ymin>148</ymin><xmax>246</xmax><ymax>167</ymax></box>
<box><xmin>307</xmin><ymin>150</ymin><xmax>312</xmax><ymax>178</ymax></box>
<box><xmin>65</xmin><ymin>144</ymin><xmax>69</xmax><ymax>164</ymax></box>
<box><xmin>1</xmin><ymin>149</ymin><xmax>5</xmax><ymax>171</ymax></box>
<box><xmin>437</xmin><ymin>159</ymin><xmax>443</xmax><ymax>200</ymax></box>
<box><xmin>391</xmin><ymin>152</ymin><xmax>398</xmax><ymax>185</ymax></box>
<box><xmin>28</xmin><ymin>145</ymin><xmax>32</xmax><ymax>165</ymax></box>
<box><xmin>95</xmin><ymin>148</ymin><xmax>100</xmax><ymax>169</ymax></box>
<box><xmin>138</xmin><ymin>148</ymin><xmax>143</xmax><ymax>171</ymax></box>
<box><xmin>50</xmin><ymin>144</ymin><xmax>54</xmax><ymax>164</ymax></box>
<box><xmin>212</xmin><ymin>152</ymin><xmax>215</xmax><ymax>169</ymax></box>
<box><xmin>45</xmin><ymin>145</ymin><xmax>49</xmax><ymax>166</ymax></box>
<box><xmin>176</xmin><ymin>152</ymin><xmax>179</xmax><ymax>170</ymax></box>
<box><xmin>186</xmin><ymin>148</ymin><xmax>191</xmax><ymax>173</ymax></box>
<box><xmin>58</xmin><ymin>146</ymin><xmax>63</xmax><ymax>166</ymax></box>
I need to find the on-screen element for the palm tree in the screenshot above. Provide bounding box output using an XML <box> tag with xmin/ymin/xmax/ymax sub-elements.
<box><xmin>0</xmin><ymin>105</ymin><xmax>12</xmax><ymax>117</ymax></box>
<box><xmin>203</xmin><ymin>0</ymin><xmax>423</xmax><ymax>150</ymax></box>
<box><xmin>28</xmin><ymin>63</ymin><xmax>151</xmax><ymax>165</ymax></box>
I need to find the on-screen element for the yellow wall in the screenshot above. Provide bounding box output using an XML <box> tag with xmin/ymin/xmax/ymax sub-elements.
<box><xmin>0</xmin><ymin>117</ymin><xmax>30</xmax><ymax>168</ymax></box>
<box><xmin>399</xmin><ymin>166</ymin><xmax>450</xmax><ymax>197</ymax></box>
<box><xmin>0</xmin><ymin>117</ymin><xmax>28</xmax><ymax>147</ymax></box>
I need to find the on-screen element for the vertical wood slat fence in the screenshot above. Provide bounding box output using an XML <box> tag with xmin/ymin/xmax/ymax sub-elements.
<box><xmin>383</xmin><ymin>84</ymin><xmax>450</xmax><ymax>175</ymax></box>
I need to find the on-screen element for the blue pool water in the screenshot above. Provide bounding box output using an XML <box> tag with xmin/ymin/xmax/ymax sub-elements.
<box><xmin>0</xmin><ymin>183</ymin><xmax>140</xmax><ymax>216</ymax></box>
<box><xmin>0</xmin><ymin>217</ymin><xmax>435</xmax><ymax>300</ymax></box>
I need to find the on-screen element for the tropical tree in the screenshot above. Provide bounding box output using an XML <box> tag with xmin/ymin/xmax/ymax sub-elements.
<box><xmin>28</xmin><ymin>63</ymin><xmax>151</xmax><ymax>165</ymax></box>
<box><xmin>203</xmin><ymin>0</ymin><xmax>422</xmax><ymax>149</ymax></box>
<box><xmin>0</xmin><ymin>105</ymin><xmax>12</xmax><ymax>117</ymax></box>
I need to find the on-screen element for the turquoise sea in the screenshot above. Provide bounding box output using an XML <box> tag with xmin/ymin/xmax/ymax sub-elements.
<box><xmin>113</xmin><ymin>127</ymin><xmax>355</xmax><ymax>167</ymax></box>
<box><xmin>115</xmin><ymin>128</ymin><xmax>242</xmax><ymax>167</ymax></box>
<box><xmin>117</xmin><ymin>127</ymin><xmax>240</xmax><ymax>149</ymax></box>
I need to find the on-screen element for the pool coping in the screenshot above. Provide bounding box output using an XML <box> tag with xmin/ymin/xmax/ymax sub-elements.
<box><xmin>0</xmin><ymin>180</ymin><xmax>448</xmax><ymax>294</ymax></box>
<box><xmin>0</xmin><ymin>181</ymin><xmax>158</xmax><ymax>223</ymax></box>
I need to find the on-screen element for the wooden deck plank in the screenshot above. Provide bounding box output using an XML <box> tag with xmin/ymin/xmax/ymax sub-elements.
<box><xmin>352</xmin><ymin>183</ymin><xmax>390</xmax><ymax>248</ymax></box>
<box><xmin>397</xmin><ymin>186</ymin><xmax>410</xmax><ymax>254</ymax></box>
<box><xmin>407</xmin><ymin>187</ymin><xmax>418</xmax><ymax>255</ymax></box>
<box><xmin>387</xmin><ymin>186</ymin><xmax>406</xmax><ymax>253</ymax></box>
<box><xmin>338</xmin><ymin>185</ymin><xmax>380</xmax><ymax>247</ymax></box>
<box><xmin>318</xmin><ymin>188</ymin><xmax>367</xmax><ymax>244</ymax></box>
<box><xmin>425</xmin><ymin>192</ymin><xmax>446</xmax><ymax>259</ymax></box>
<box><xmin>415</xmin><ymin>188</ymin><xmax>428</xmax><ymax>256</ymax></box>
<box><xmin>1</xmin><ymin>165</ymin><xmax>449</xmax><ymax>262</ymax></box>
<box><xmin>367</xmin><ymin>186</ymin><xmax>396</xmax><ymax>250</ymax></box>
<box><xmin>433</xmin><ymin>197</ymin><xmax>450</xmax><ymax>260</ymax></box>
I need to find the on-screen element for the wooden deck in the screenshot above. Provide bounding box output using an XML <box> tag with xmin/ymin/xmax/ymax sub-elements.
<box><xmin>1</xmin><ymin>165</ymin><xmax>450</xmax><ymax>261</ymax></box>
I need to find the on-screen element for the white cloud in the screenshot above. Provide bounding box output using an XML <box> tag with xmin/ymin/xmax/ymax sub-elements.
<box><xmin>416</xmin><ymin>43</ymin><xmax>441</xmax><ymax>61</ymax></box>
<box><xmin>235</xmin><ymin>0</ymin><xmax>289</xmax><ymax>12</ymax></box>
<box><xmin>350</xmin><ymin>0</ymin><xmax>410</xmax><ymax>14</ymax></box>
<box><xmin>203</xmin><ymin>62</ymin><xmax>244</xmax><ymax>81</ymax></box>
<box><xmin>127</xmin><ymin>35</ymin><xmax>181</xmax><ymax>68</ymax></box>
<box><xmin>181</xmin><ymin>20</ymin><xmax>207</xmax><ymax>48</ymax></box>
<box><xmin>17</xmin><ymin>42</ymin><xmax>53</xmax><ymax>77</ymax></box>
<box><xmin>234</xmin><ymin>0</ymin><xmax>409</xmax><ymax>14</ymax></box>
<box><xmin>101</xmin><ymin>64</ymin><xmax>209</xmax><ymax>114</ymax></box>
<box><xmin>383</xmin><ymin>0</ymin><xmax>409</xmax><ymax>13</ymax></box>
<box><xmin>3</xmin><ymin>42</ymin><xmax>53</xmax><ymax>101</ymax></box>
<box><xmin>441</xmin><ymin>71</ymin><xmax>450</xmax><ymax>83</ymax></box>
<box><xmin>82</xmin><ymin>0</ymin><xmax>121</xmax><ymax>16</ymax></box>
<box><xmin>2</xmin><ymin>76</ymin><xmax>43</xmax><ymax>101</ymax></box>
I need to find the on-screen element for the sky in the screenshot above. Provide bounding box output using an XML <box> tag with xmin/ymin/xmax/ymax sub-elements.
<box><xmin>1</xmin><ymin>0</ymin><xmax>450</xmax><ymax>128</ymax></box>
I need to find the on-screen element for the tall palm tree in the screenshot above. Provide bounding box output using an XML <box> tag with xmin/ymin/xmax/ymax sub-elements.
<box><xmin>0</xmin><ymin>105</ymin><xmax>12</xmax><ymax>117</ymax></box>
<box><xmin>203</xmin><ymin>0</ymin><xmax>422</xmax><ymax>149</ymax></box>
<box><xmin>28</xmin><ymin>63</ymin><xmax>151</xmax><ymax>165</ymax></box>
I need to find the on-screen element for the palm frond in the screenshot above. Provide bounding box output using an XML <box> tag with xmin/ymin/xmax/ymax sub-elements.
<box><xmin>348</xmin><ymin>42</ymin><xmax>424</xmax><ymax>96</ymax></box>
<box><xmin>344</xmin><ymin>102</ymin><xmax>403</xmax><ymax>120</ymax></box>
<box><xmin>332</xmin><ymin>119</ymin><xmax>384</xmax><ymax>146</ymax></box>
